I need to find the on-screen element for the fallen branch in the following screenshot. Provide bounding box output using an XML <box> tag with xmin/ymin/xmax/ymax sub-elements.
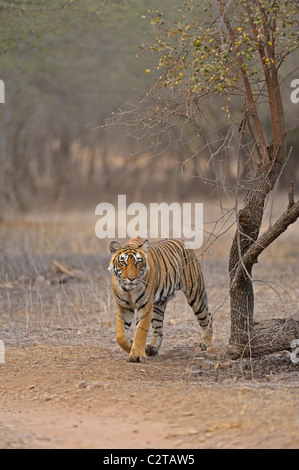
<box><xmin>227</xmin><ymin>312</ymin><xmax>299</xmax><ymax>359</ymax></box>
<box><xmin>52</xmin><ymin>259</ymin><xmax>74</xmax><ymax>278</ymax></box>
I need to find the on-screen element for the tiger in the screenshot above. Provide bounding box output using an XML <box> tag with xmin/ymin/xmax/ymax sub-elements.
<box><xmin>108</xmin><ymin>236</ymin><xmax>212</xmax><ymax>362</ymax></box>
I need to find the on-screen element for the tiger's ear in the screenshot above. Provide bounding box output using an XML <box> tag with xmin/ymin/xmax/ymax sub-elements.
<box><xmin>141</xmin><ymin>239</ymin><xmax>149</xmax><ymax>252</ymax></box>
<box><xmin>109</xmin><ymin>241</ymin><xmax>121</xmax><ymax>253</ymax></box>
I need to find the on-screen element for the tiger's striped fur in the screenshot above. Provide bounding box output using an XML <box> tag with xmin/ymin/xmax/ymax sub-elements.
<box><xmin>109</xmin><ymin>236</ymin><xmax>212</xmax><ymax>362</ymax></box>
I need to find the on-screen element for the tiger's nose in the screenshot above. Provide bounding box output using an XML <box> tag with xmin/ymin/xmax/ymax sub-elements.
<box><xmin>127</xmin><ymin>276</ymin><xmax>136</xmax><ymax>282</ymax></box>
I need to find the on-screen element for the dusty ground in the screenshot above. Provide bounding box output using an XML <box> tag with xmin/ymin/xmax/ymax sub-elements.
<box><xmin>0</xmin><ymin>208</ymin><xmax>298</xmax><ymax>449</ymax></box>
<box><xmin>1</xmin><ymin>342</ymin><xmax>299</xmax><ymax>449</ymax></box>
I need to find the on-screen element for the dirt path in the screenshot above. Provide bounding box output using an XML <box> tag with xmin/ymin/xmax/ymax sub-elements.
<box><xmin>1</xmin><ymin>343</ymin><xmax>298</xmax><ymax>449</ymax></box>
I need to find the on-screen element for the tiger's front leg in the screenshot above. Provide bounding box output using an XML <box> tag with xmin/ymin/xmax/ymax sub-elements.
<box><xmin>116</xmin><ymin>305</ymin><xmax>134</xmax><ymax>353</ymax></box>
<box><xmin>129</xmin><ymin>302</ymin><xmax>153</xmax><ymax>363</ymax></box>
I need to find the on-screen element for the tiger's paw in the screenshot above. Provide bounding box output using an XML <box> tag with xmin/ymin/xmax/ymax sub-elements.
<box><xmin>145</xmin><ymin>344</ymin><xmax>159</xmax><ymax>356</ymax></box>
<box><xmin>129</xmin><ymin>345</ymin><xmax>147</xmax><ymax>363</ymax></box>
<box><xmin>129</xmin><ymin>353</ymin><xmax>147</xmax><ymax>363</ymax></box>
<box><xmin>197</xmin><ymin>341</ymin><xmax>208</xmax><ymax>351</ymax></box>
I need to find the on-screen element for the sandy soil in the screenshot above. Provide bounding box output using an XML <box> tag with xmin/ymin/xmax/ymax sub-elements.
<box><xmin>1</xmin><ymin>325</ymin><xmax>298</xmax><ymax>449</ymax></box>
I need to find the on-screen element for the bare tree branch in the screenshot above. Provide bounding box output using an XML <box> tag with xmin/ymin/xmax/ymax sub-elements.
<box><xmin>234</xmin><ymin>199</ymin><xmax>299</xmax><ymax>286</ymax></box>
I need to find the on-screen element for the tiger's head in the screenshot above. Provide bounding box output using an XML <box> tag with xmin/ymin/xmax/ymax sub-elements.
<box><xmin>108</xmin><ymin>239</ymin><xmax>149</xmax><ymax>291</ymax></box>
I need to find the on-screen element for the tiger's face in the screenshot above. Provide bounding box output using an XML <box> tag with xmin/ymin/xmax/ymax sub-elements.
<box><xmin>109</xmin><ymin>240</ymin><xmax>149</xmax><ymax>291</ymax></box>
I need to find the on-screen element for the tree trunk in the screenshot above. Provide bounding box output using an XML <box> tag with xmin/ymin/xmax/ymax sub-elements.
<box><xmin>228</xmin><ymin>158</ymin><xmax>299</xmax><ymax>359</ymax></box>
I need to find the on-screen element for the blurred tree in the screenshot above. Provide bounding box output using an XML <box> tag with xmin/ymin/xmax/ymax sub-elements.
<box><xmin>0</xmin><ymin>0</ymin><xmax>159</xmax><ymax>209</ymax></box>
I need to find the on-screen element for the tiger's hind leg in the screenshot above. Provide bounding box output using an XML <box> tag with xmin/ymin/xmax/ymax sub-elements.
<box><xmin>197</xmin><ymin>307</ymin><xmax>213</xmax><ymax>350</ymax></box>
<box><xmin>145</xmin><ymin>302</ymin><xmax>167</xmax><ymax>356</ymax></box>
<box><xmin>185</xmin><ymin>290</ymin><xmax>213</xmax><ymax>350</ymax></box>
